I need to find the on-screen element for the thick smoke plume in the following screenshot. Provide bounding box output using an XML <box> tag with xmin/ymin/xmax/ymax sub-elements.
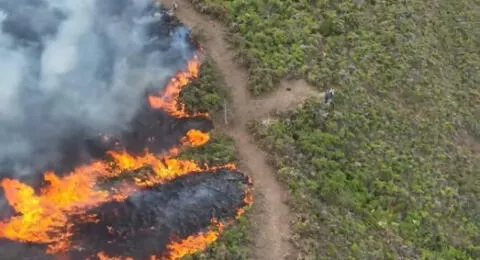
<box><xmin>0</xmin><ymin>0</ymin><xmax>193</xmax><ymax>177</ymax></box>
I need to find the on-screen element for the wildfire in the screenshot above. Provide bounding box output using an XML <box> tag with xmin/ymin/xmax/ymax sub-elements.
<box><xmin>0</xmin><ymin>55</ymin><xmax>252</xmax><ymax>259</ymax></box>
<box><xmin>167</xmin><ymin>220</ymin><xmax>224</xmax><ymax>259</ymax></box>
<box><xmin>148</xmin><ymin>57</ymin><xmax>207</xmax><ymax>118</ymax></box>
<box><xmin>108</xmin><ymin>150</ymin><xmax>202</xmax><ymax>188</ymax></box>
<box><xmin>0</xmin><ymin>163</ymin><xmax>111</xmax><ymax>248</ymax></box>
<box><xmin>97</xmin><ymin>252</ymin><xmax>134</xmax><ymax>260</ymax></box>
<box><xmin>0</xmin><ymin>133</ymin><xmax>211</xmax><ymax>251</ymax></box>
<box><xmin>181</xmin><ymin>129</ymin><xmax>210</xmax><ymax>147</ymax></box>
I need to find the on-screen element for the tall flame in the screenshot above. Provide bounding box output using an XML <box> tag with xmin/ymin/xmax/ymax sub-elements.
<box><xmin>167</xmin><ymin>220</ymin><xmax>224</xmax><ymax>259</ymax></box>
<box><xmin>181</xmin><ymin>129</ymin><xmax>210</xmax><ymax>147</ymax></box>
<box><xmin>0</xmin><ymin>148</ymin><xmax>209</xmax><ymax>252</ymax></box>
<box><xmin>148</xmin><ymin>57</ymin><xmax>207</xmax><ymax>118</ymax></box>
<box><xmin>0</xmin><ymin>55</ymin><xmax>252</xmax><ymax>259</ymax></box>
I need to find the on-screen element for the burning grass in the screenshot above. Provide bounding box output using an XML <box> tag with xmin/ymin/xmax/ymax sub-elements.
<box><xmin>148</xmin><ymin>57</ymin><xmax>208</xmax><ymax>119</ymax></box>
<box><xmin>0</xmin><ymin>8</ymin><xmax>252</xmax><ymax>258</ymax></box>
<box><xmin>0</xmin><ymin>169</ymin><xmax>251</xmax><ymax>260</ymax></box>
<box><xmin>0</xmin><ymin>110</ymin><xmax>252</xmax><ymax>259</ymax></box>
<box><xmin>0</xmin><ymin>65</ymin><xmax>252</xmax><ymax>259</ymax></box>
<box><xmin>69</xmin><ymin>169</ymin><xmax>251</xmax><ymax>260</ymax></box>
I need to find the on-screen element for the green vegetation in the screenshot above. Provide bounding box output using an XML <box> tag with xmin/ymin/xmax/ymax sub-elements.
<box><xmin>180</xmin><ymin>132</ymin><xmax>237</xmax><ymax>166</ymax></box>
<box><xmin>182</xmin><ymin>215</ymin><xmax>251</xmax><ymax>260</ymax></box>
<box><xmin>180</xmin><ymin>132</ymin><xmax>252</xmax><ymax>260</ymax></box>
<box><xmin>250</xmin><ymin>98</ymin><xmax>479</xmax><ymax>258</ymax></box>
<box><xmin>181</xmin><ymin>57</ymin><xmax>229</xmax><ymax>115</ymax></box>
<box><xmin>189</xmin><ymin>0</ymin><xmax>480</xmax><ymax>259</ymax></box>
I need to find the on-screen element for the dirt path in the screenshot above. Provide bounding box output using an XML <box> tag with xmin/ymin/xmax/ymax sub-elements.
<box><xmin>248</xmin><ymin>79</ymin><xmax>322</xmax><ymax>120</ymax></box>
<box><xmin>162</xmin><ymin>1</ymin><xmax>320</xmax><ymax>259</ymax></box>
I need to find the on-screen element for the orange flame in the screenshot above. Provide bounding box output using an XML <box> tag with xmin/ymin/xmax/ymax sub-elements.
<box><xmin>167</xmin><ymin>222</ymin><xmax>224</xmax><ymax>259</ymax></box>
<box><xmin>0</xmin><ymin>141</ymin><xmax>209</xmax><ymax>252</ymax></box>
<box><xmin>0</xmin><ymin>135</ymin><xmax>244</xmax><ymax>256</ymax></box>
<box><xmin>0</xmin><ymin>56</ymin><xmax>252</xmax><ymax>259</ymax></box>
<box><xmin>148</xmin><ymin>57</ymin><xmax>207</xmax><ymax>118</ymax></box>
<box><xmin>181</xmin><ymin>129</ymin><xmax>210</xmax><ymax>147</ymax></box>
<box><xmin>0</xmin><ymin>162</ymin><xmax>111</xmax><ymax>249</ymax></box>
<box><xmin>108</xmin><ymin>150</ymin><xmax>202</xmax><ymax>187</ymax></box>
<box><xmin>97</xmin><ymin>252</ymin><xmax>134</xmax><ymax>260</ymax></box>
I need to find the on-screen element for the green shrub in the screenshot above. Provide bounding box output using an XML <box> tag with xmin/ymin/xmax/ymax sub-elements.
<box><xmin>180</xmin><ymin>57</ymin><xmax>229</xmax><ymax>114</ymax></box>
<box><xmin>180</xmin><ymin>132</ymin><xmax>237</xmax><ymax>166</ymax></box>
<box><xmin>189</xmin><ymin>0</ymin><xmax>480</xmax><ymax>258</ymax></box>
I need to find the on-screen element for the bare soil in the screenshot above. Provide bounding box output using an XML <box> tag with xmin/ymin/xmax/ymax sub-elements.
<box><xmin>162</xmin><ymin>1</ymin><xmax>321</xmax><ymax>259</ymax></box>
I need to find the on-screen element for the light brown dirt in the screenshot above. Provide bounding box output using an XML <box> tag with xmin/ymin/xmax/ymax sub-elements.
<box><xmin>248</xmin><ymin>79</ymin><xmax>322</xmax><ymax>120</ymax></box>
<box><xmin>162</xmin><ymin>1</ymin><xmax>321</xmax><ymax>259</ymax></box>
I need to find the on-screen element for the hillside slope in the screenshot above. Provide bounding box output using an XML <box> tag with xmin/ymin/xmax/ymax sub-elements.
<box><xmin>188</xmin><ymin>0</ymin><xmax>480</xmax><ymax>259</ymax></box>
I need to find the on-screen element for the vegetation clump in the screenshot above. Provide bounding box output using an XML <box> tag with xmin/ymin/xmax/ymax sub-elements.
<box><xmin>189</xmin><ymin>0</ymin><xmax>480</xmax><ymax>258</ymax></box>
<box><xmin>181</xmin><ymin>57</ymin><xmax>229</xmax><ymax>115</ymax></box>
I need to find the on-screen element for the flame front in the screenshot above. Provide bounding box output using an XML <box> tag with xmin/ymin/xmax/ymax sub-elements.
<box><xmin>181</xmin><ymin>129</ymin><xmax>211</xmax><ymax>147</ymax></box>
<box><xmin>167</xmin><ymin>221</ymin><xmax>224</xmax><ymax>259</ymax></box>
<box><xmin>0</xmin><ymin>56</ymin><xmax>252</xmax><ymax>259</ymax></box>
<box><xmin>0</xmin><ymin>162</ymin><xmax>111</xmax><ymax>248</ymax></box>
<box><xmin>0</xmin><ymin>148</ymin><xmax>208</xmax><ymax>252</ymax></box>
<box><xmin>148</xmin><ymin>57</ymin><xmax>207</xmax><ymax>118</ymax></box>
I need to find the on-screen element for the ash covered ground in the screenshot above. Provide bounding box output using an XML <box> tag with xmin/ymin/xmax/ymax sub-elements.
<box><xmin>0</xmin><ymin>169</ymin><xmax>250</xmax><ymax>259</ymax></box>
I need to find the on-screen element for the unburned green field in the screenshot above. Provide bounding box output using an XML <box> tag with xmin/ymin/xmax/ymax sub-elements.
<box><xmin>188</xmin><ymin>0</ymin><xmax>480</xmax><ymax>259</ymax></box>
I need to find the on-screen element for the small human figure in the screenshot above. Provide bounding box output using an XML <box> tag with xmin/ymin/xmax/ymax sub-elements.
<box><xmin>324</xmin><ymin>88</ymin><xmax>335</xmax><ymax>105</ymax></box>
<box><xmin>166</xmin><ymin>0</ymin><xmax>177</xmax><ymax>16</ymax></box>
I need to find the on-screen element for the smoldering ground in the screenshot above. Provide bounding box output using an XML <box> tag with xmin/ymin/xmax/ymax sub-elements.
<box><xmin>0</xmin><ymin>169</ymin><xmax>251</xmax><ymax>259</ymax></box>
<box><xmin>0</xmin><ymin>0</ymin><xmax>195</xmax><ymax>178</ymax></box>
<box><xmin>0</xmin><ymin>1</ymin><xmax>252</xmax><ymax>258</ymax></box>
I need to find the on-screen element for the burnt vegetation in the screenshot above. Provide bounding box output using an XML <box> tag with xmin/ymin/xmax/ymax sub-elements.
<box><xmin>0</xmin><ymin>1</ymin><xmax>251</xmax><ymax>259</ymax></box>
<box><xmin>179</xmin><ymin>133</ymin><xmax>252</xmax><ymax>260</ymax></box>
<box><xmin>0</xmin><ymin>169</ymin><xmax>251</xmax><ymax>260</ymax></box>
<box><xmin>186</xmin><ymin>0</ymin><xmax>480</xmax><ymax>259</ymax></box>
<box><xmin>70</xmin><ymin>169</ymin><xmax>250</xmax><ymax>260</ymax></box>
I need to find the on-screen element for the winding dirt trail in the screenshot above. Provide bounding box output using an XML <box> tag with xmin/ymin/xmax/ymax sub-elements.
<box><xmin>163</xmin><ymin>1</ymin><xmax>320</xmax><ymax>259</ymax></box>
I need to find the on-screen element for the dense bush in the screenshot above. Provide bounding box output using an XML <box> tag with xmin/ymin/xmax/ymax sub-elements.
<box><xmin>181</xmin><ymin>57</ymin><xmax>229</xmax><ymax>115</ymax></box>
<box><xmin>180</xmin><ymin>132</ymin><xmax>237</xmax><ymax>166</ymax></box>
<box><xmin>251</xmin><ymin>97</ymin><xmax>479</xmax><ymax>259</ymax></box>
<box><xmin>189</xmin><ymin>0</ymin><xmax>480</xmax><ymax>258</ymax></box>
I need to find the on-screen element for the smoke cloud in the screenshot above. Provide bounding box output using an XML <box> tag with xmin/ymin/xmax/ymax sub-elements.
<box><xmin>0</xmin><ymin>0</ymin><xmax>193</xmax><ymax>176</ymax></box>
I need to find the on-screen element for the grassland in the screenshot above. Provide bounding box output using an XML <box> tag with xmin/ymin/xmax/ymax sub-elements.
<box><xmin>187</xmin><ymin>0</ymin><xmax>480</xmax><ymax>259</ymax></box>
<box><xmin>180</xmin><ymin>56</ymin><xmax>230</xmax><ymax>115</ymax></box>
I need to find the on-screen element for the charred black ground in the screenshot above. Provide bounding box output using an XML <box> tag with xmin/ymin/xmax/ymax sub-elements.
<box><xmin>59</xmin><ymin>110</ymin><xmax>212</xmax><ymax>175</ymax></box>
<box><xmin>0</xmin><ymin>169</ymin><xmax>250</xmax><ymax>260</ymax></box>
<box><xmin>0</xmin><ymin>239</ymin><xmax>51</xmax><ymax>260</ymax></box>
<box><xmin>0</xmin><ymin>3</ymin><xmax>251</xmax><ymax>259</ymax></box>
<box><xmin>71</xmin><ymin>169</ymin><xmax>249</xmax><ymax>259</ymax></box>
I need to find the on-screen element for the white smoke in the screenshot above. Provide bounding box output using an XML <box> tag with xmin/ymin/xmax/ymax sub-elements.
<box><xmin>0</xmin><ymin>0</ymin><xmax>193</xmax><ymax>175</ymax></box>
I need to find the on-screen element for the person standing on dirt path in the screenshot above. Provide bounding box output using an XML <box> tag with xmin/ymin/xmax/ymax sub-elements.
<box><xmin>324</xmin><ymin>88</ymin><xmax>335</xmax><ymax>105</ymax></box>
<box><xmin>166</xmin><ymin>0</ymin><xmax>177</xmax><ymax>16</ymax></box>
